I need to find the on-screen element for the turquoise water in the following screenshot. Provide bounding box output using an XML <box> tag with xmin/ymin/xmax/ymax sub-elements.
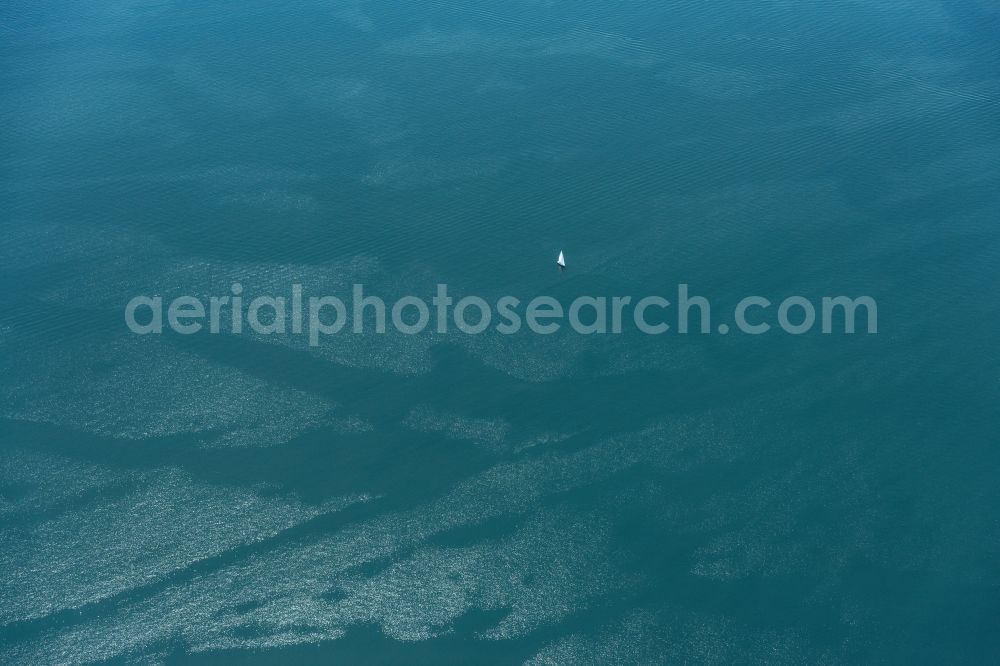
<box><xmin>2</xmin><ymin>0</ymin><xmax>999</xmax><ymax>662</ymax></box>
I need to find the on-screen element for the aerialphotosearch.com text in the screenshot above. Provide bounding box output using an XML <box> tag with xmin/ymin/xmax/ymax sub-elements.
<box><xmin>124</xmin><ymin>283</ymin><xmax>878</xmax><ymax>344</ymax></box>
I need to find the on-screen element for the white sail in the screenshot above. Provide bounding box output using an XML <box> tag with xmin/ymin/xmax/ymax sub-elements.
<box><xmin>557</xmin><ymin>250</ymin><xmax>566</xmax><ymax>267</ymax></box>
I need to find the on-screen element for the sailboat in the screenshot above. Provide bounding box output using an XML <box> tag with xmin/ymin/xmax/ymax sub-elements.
<box><xmin>557</xmin><ymin>250</ymin><xmax>566</xmax><ymax>272</ymax></box>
